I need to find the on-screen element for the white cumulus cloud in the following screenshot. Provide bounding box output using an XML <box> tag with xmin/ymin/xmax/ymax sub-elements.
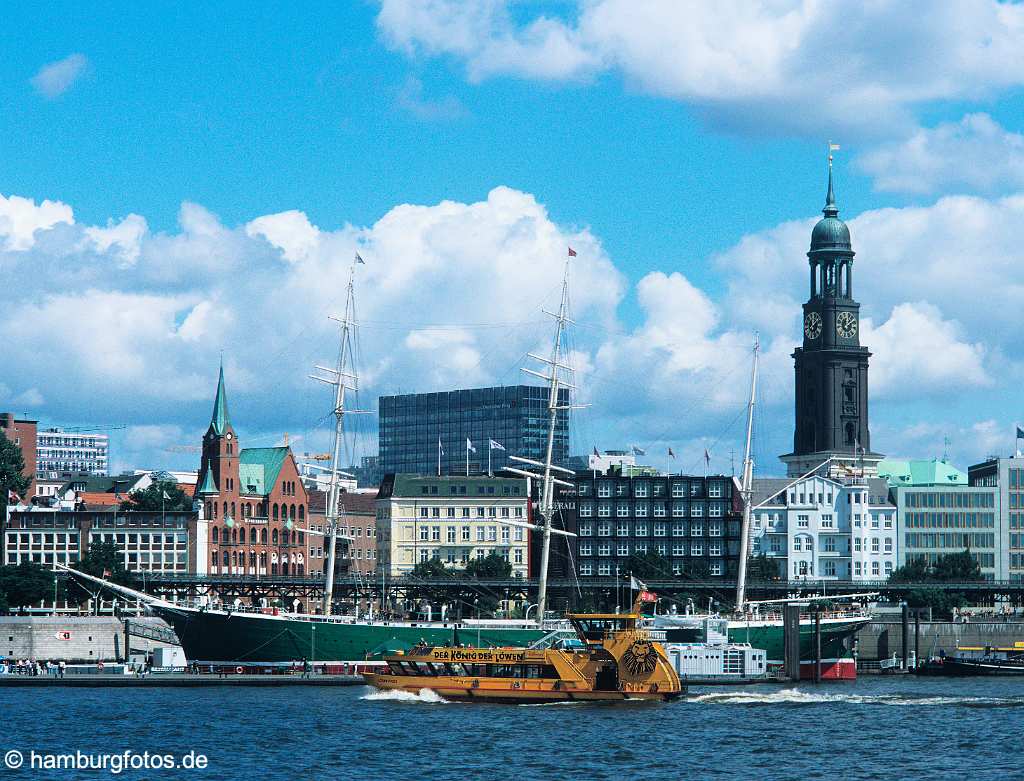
<box><xmin>858</xmin><ymin>114</ymin><xmax>1024</xmax><ymax>194</ymax></box>
<box><xmin>30</xmin><ymin>53</ymin><xmax>89</xmax><ymax>98</ymax></box>
<box><xmin>376</xmin><ymin>0</ymin><xmax>1024</xmax><ymax>136</ymax></box>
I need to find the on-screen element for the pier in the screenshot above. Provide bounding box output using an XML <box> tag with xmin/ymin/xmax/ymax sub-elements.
<box><xmin>0</xmin><ymin>674</ymin><xmax>364</xmax><ymax>687</ymax></box>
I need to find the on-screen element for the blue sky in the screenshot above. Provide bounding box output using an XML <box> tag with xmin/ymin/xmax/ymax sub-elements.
<box><xmin>3</xmin><ymin>1</ymin><xmax>1024</xmax><ymax>477</ymax></box>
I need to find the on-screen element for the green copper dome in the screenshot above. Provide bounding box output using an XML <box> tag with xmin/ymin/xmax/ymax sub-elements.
<box><xmin>809</xmin><ymin>166</ymin><xmax>851</xmax><ymax>251</ymax></box>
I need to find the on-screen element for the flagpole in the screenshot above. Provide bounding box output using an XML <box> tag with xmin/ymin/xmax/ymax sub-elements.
<box><xmin>437</xmin><ymin>437</ymin><xmax>441</xmax><ymax>477</ymax></box>
<box><xmin>466</xmin><ymin>440</ymin><xmax>469</xmax><ymax>477</ymax></box>
<box><xmin>488</xmin><ymin>445</ymin><xmax>492</xmax><ymax>477</ymax></box>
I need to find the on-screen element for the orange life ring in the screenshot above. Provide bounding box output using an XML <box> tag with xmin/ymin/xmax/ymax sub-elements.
<box><xmin>235</xmin><ymin>666</ymin><xmax>244</xmax><ymax>675</ymax></box>
<box><xmin>97</xmin><ymin>661</ymin><xmax>105</xmax><ymax>671</ymax></box>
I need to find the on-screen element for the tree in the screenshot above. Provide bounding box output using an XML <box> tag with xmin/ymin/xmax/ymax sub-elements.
<box><xmin>747</xmin><ymin>553</ymin><xmax>780</xmax><ymax>581</ymax></box>
<box><xmin>0</xmin><ymin>562</ymin><xmax>55</xmax><ymax>613</ymax></box>
<box><xmin>889</xmin><ymin>550</ymin><xmax>982</xmax><ymax>619</ymax></box>
<box><xmin>623</xmin><ymin>550</ymin><xmax>673</xmax><ymax>580</ymax></box>
<box><xmin>120</xmin><ymin>479</ymin><xmax>193</xmax><ymax>511</ymax></box>
<box><xmin>464</xmin><ymin>553</ymin><xmax>512</xmax><ymax>579</ymax></box>
<box><xmin>0</xmin><ymin>431</ymin><xmax>30</xmax><ymax>517</ymax></box>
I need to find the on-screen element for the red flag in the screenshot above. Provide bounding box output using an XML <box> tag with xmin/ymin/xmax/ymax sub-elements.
<box><xmin>568</xmin><ymin>246</ymin><xmax>577</xmax><ymax>257</ymax></box>
<box><xmin>639</xmin><ymin>590</ymin><xmax>658</xmax><ymax>603</ymax></box>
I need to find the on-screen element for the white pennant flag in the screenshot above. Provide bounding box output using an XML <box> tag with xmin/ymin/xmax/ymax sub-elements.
<box><xmin>489</xmin><ymin>439</ymin><xmax>505</xmax><ymax>451</ymax></box>
<box><xmin>466</xmin><ymin>438</ymin><xmax>476</xmax><ymax>453</ymax></box>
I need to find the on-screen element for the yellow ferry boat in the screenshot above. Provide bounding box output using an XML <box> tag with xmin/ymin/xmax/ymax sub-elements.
<box><xmin>363</xmin><ymin>598</ymin><xmax>683</xmax><ymax>703</ymax></box>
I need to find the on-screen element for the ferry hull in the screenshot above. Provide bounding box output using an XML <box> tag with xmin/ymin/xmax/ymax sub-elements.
<box><xmin>363</xmin><ymin>674</ymin><xmax>681</xmax><ymax>703</ymax></box>
<box><xmin>153</xmin><ymin>605</ymin><xmax>547</xmax><ymax>664</ymax></box>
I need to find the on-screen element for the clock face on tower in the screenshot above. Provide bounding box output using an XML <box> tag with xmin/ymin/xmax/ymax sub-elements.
<box><xmin>804</xmin><ymin>311</ymin><xmax>822</xmax><ymax>340</ymax></box>
<box><xmin>836</xmin><ymin>311</ymin><xmax>858</xmax><ymax>339</ymax></box>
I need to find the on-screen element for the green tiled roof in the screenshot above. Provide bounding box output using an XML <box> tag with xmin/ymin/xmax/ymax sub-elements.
<box><xmin>878</xmin><ymin>458</ymin><xmax>966</xmax><ymax>487</ymax></box>
<box><xmin>238</xmin><ymin>447</ymin><xmax>289</xmax><ymax>495</ymax></box>
<box><xmin>197</xmin><ymin>468</ymin><xmax>218</xmax><ymax>495</ymax></box>
<box><xmin>209</xmin><ymin>364</ymin><xmax>231</xmax><ymax>435</ymax></box>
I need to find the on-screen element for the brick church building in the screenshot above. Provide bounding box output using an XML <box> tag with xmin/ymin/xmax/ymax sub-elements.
<box><xmin>195</xmin><ymin>366</ymin><xmax>317</xmax><ymax>577</ymax></box>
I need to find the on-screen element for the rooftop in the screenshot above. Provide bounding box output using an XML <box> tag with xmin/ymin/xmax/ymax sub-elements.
<box><xmin>878</xmin><ymin>458</ymin><xmax>966</xmax><ymax>487</ymax></box>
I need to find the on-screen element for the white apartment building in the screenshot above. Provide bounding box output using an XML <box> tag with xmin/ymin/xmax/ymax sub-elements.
<box><xmin>751</xmin><ymin>475</ymin><xmax>897</xmax><ymax>581</ymax></box>
<box><xmin>36</xmin><ymin>428</ymin><xmax>109</xmax><ymax>475</ymax></box>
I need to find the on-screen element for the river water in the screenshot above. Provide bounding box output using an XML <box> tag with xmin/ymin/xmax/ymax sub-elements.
<box><xmin>2</xmin><ymin>677</ymin><xmax>1021</xmax><ymax>780</ymax></box>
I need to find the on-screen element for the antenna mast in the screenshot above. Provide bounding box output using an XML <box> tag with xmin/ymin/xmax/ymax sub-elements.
<box><xmin>734</xmin><ymin>333</ymin><xmax>760</xmax><ymax>613</ymax></box>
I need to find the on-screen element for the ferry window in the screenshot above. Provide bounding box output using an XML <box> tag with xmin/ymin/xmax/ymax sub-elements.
<box><xmin>450</xmin><ymin>664</ymin><xmax>467</xmax><ymax>676</ymax></box>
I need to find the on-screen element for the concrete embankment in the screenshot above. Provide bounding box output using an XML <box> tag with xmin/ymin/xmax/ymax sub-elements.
<box><xmin>1</xmin><ymin>616</ymin><xmax>177</xmax><ymax>662</ymax></box>
<box><xmin>857</xmin><ymin>620</ymin><xmax>1024</xmax><ymax>662</ymax></box>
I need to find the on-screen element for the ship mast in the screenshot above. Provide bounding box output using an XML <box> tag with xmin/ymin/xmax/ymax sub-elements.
<box><xmin>312</xmin><ymin>257</ymin><xmax>366</xmax><ymax>616</ymax></box>
<box><xmin>734</xmin><ymin>333</ymin><xmax>760</xmax><ymax>613</ymax></box>
<box><xmin>535</xmin><ymin>263</ymin><xmax>572</xmax><ymax>625</ymax></box>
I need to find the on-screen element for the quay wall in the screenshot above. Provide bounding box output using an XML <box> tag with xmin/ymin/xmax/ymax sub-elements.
<box><xmin>857</xmin><ymin>620</ymin><xmax>1024</xmax><ymax>662</ymax></box>
<box><xmin>1</xmin><ymin>617</ymin><xmax>179</xmax><ymax>663</ymax></box>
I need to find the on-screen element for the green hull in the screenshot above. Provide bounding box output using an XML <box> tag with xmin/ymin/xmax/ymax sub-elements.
<box><xmin>726</xmin><ymin>618</ymin><xmax>867</xmax><ymax>664</ymax></box>
<box><xmin>155</xmin><ymin>606</ymin><xmax>547</xmax><ymax>664</ymax></box>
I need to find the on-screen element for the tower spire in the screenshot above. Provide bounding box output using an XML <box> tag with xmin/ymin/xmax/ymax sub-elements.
<box><xmin>209</xmin><ymin>362</ymin><xmax>231</xmax><ymax>435</ymax></box>
<box><xmin>824</xmin><ymin>162</ymin><xmax>838</xmax><ymax>217</ymax></box>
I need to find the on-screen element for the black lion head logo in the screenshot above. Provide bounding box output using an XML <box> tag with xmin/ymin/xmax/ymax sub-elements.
<box><xmin>622</xmin><ymin>640</ymin><xmax>658</xmax><ymax>676</ymax></box>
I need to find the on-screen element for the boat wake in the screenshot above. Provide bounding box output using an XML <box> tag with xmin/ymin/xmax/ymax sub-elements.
<box><xmin>688</xmin><ymin>688</ymin><xmax>1024</xmax><ymax>708</ymax></box>
<box><xmin>360</xmin><ymin>688</ymin><xmax>449</xmax><ymax>704</ymax></box>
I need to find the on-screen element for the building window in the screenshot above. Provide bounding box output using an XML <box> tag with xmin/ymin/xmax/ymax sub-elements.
<box><xmin>461</xmin><ymin>526</ymin><xmax>471</xmax><ymax>542</ymax></box>
<box><xmin>708</xmin><ymin>482</ymin><xmax>723</xmax><ymax>498</ymax></box>
<box><xmin>634</xmin><ymin>482</ymin><xmax>649</xmax><ymax>498</ymax></box>
<box><xmin>653</xmin><ymin>523</ymin><xmax>666</xmax><ymax>537</ymax></box>
<box><xmin>580</xmin><ymin>562</ymin><xmax>593</xmax><ymax>576</ymax></box>
<box><xmin>598</xmin><ymin>562</ymin><xmax>611</xmax><ymax>576</ymax></box>
<box><xmin>580</xmin><ymin>543</ymin><xmax>592</xmax><ymax>556</ymax></box>
<box><xmin>672</xmin><ymin>523</ymin><xmax>686</xmax><ymax>537</ymax></box>
<box><xmin>709</xmin><ymin>542</ymin><xmax>722</xmax><ymax>556</ymax></box>
<box><xmin>672</xmin><ymin>543</ymin><xmax>685</xmax><ymax>556</ymax></box>
<box><xmin>598</xmin><ymin>503</ymin><xmax>611</xmax><ymax>518</ymax></box>
<box><xmin>671</xmin><ymin>482</ymin><xmax>686</xmax><ymax>498</ymax></box>
<box><xmin>691</xmin><ymin>522</ymin><xmax>703</xmax><ymax>537</ymax></box>
<box><xmin>617</xmin><ymin>543</ymin><xmax>629</xmax><ymax>556</ymax></box>
<box><xmin>708</xmin><ymin>522</ymin><xmax>722</xmax><ymax>537</ymax></box>
<box><xmin>635</xmin><ymin>503</ymin><xmax>649</xmax><ymax>518</ymax></box>
<box><xmin>579</xmin><ymin>502</ymin><xmax>592</xmax><ymax>517</ymax></box>
<box><xmin>447</xmin><ymin>527</ymin><xmax>456</xmax><ymax>543</ymax></box>
<box><xmin>579</xmin><ymin>523</ymin><xmax>592</xmax><ymax>537</ymax></box>
<box><xmin>598</xmin><ymin>543</ymin><xmax>611</xmax><ymax>556</ymax></box>
<box><xmin>691</xmin><ymin>542</ymin><xmax>703</xmax><ymax>556</ymax></box>
<box><xmin>617</xmin><ymin>523</ymin><xmax>629</xmax><ymax>536</ymax></box>
<box><xmin>598</xmin><ymin>523</ymin><xmax>611</xmax><ymax>537</ymax></box>
<box><xmin>710</xmin><ymin>562</ymin><xmax>722</xmax><ymax>576</ymax></box>
<box><xmin>597</xmin><ymin>482</ymin><xmax>612</xmax><ymax>498</ymax></box>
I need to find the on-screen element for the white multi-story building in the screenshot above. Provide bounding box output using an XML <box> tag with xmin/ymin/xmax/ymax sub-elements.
<box><xmin>376</xmin><ymin>475</ymin><xmax>530</xmax><ymax>577</ymax></box>
<box><xmin>751</xmin><ymin>475</ymin><xmax>897</xmax><ymax>581</ymax></box>
<box><xmin>36</xmin><ymin>428</ymin><xmax>109</xmax><ymax>476</ymax></box>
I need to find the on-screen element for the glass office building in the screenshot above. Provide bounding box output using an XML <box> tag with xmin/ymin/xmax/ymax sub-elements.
<box><xmin>379</xmin><ymin>385</ymin><xmax>570</xmax><ymax>477</ymax></box>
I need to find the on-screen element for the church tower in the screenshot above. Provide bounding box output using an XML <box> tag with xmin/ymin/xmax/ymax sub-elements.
<box><xmin>780</xmin><ymin>163</ymin><xmax>883</xmax><ymax>477</ymax></box>
<box><xmin>196</xmin><ymin>363</ymin><xmax>239</xmax><ymax>504</ymax></box>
